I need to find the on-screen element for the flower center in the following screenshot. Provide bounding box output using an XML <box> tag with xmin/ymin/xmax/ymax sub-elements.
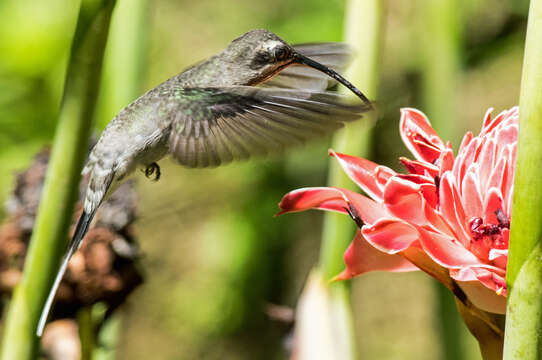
<box><xmin>469</xmin><ymin>209</ymin><xmax>510</xmax><ymax>237</ymax></box>
<box><xmin>468</xmin><ymin>209</ymin><xmax>509</xmax><ymax>261</ymax></box>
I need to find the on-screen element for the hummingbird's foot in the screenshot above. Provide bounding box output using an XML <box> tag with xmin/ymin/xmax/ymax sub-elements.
<box><xmin>144</xmin><ymin>162</ymin><xmax>161</xmax><ymax>181</ymax></box>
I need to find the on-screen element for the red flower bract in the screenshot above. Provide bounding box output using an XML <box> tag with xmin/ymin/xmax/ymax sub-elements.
<box><xmin>279</xmin><ymin>107</ymin><xmax>518</xmax><ymax>314</ymax></box>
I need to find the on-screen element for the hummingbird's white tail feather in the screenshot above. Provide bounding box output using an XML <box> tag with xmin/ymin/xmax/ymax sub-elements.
<box><xmin>37</xmin><ymin>169</ymin><xmax>114</xmax><ymax>336</ymax></box>
<box><xmin>37</xmin><ymin>210</ymin><xmax>96</xmax><ymax>336</ymax></box>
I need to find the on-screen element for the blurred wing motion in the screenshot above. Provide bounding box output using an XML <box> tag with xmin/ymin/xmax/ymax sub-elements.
<box><xmin>168</xmin><ymin>86</ymin><xmax>370</xmax><ymax>168</ymax></box>
<box><xmin>263</xmin><ymin>43</ymin><xmax>352</xmax><ymax>90</ymax></box>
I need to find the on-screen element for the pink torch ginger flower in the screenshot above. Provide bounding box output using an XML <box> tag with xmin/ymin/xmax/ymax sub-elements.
<box><xmin>279</xmin><ymin>107</ymin><xmax>518</xmax><ymax>314</ymax></box>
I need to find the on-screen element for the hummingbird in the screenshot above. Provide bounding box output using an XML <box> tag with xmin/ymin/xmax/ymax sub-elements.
<box><xmin>37</xmin><ymin>29</ymin><xmax>372</xmax><ymax>335</ymax></box>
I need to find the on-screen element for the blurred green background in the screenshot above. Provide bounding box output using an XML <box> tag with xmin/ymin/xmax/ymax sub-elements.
<box><xmin>0</xmin><ymin>0</ymin><xmax>529</xmax><ymax>359</ymax></box>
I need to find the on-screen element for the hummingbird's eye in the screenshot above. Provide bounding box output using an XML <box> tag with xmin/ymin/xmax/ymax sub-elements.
<box><xmin>253</xmin><ymin>51</ymin><xmax>271</xmax><ymax>67</ymax></box>
<box><xmin>273</xmin><ymin>46</ymin><xmax>289</xmax><ymax>62</ymax></box>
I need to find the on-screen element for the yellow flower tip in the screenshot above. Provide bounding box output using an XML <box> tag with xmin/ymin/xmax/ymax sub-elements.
<box><xmin>496</xmin><ymin>287</ymin><xmax>504</xmax><ymax>296</ymax></box>
<box><xmin>329</xmin><ymin>271</ymin><xmax>350</xmax><ymax>283</ymax></box>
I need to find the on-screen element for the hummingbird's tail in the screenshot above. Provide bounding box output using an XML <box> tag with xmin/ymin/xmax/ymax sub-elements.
<box><xmin>37</xmin><ymin>167</ymin><xmax>115</xmax><ymax>336</ymax></box>
<box><xmin>36</xmin><ymin>209</ymin><xmax>97</xmax><ymax>336</ymax></box>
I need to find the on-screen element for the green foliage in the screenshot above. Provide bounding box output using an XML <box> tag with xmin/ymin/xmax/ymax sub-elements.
<box><xmin>0</xmin><ymin>1</ymin><xmax>116</xmax><ymax>358</ymax></box>
<box><xmin>315</xmin><ymin>1</ymin><xmax>383</xmax><ymax>359</ymax></box>
<box><xmin>0</xmin><ymin>0</ymin><xmax>79</xmax><ymax>214</ymax></box>
<box><xmin>0</xmin><ymin>0</ymin><xmax>535</xmax><ymax>359</ymax></box>
<box><xmin>504</xmin><ymin>0</ymin><xmax>542</xmax><ymax>357</ymax></box>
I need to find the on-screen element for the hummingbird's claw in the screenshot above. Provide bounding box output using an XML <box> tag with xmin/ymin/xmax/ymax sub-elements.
<box><xmin>144</xmin><ymin>162</ymin><xmax>161</xmax><ymax>181</ymax></box>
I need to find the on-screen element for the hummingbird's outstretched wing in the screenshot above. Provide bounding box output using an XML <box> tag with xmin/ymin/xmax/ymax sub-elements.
<box><xmin>262</xmin><ymin>43</ymin><xmax>352</xmax><ymax>91</ymax></box>
<box><xmin>167</xmin><ymin>86</ymin><xmax>370</xmax><ymax>168</ymax></box>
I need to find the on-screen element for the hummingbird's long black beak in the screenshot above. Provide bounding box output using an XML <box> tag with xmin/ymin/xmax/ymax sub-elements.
<box><xmin>293</xmin><ymin>53</ymin><xmax>372</xmax><ymax>108</ymax></box>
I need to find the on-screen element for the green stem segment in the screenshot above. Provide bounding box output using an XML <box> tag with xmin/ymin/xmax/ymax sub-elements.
<box><xmin>0</xmin><ymin>1</ymin><xmax>116</xmax><ymax>359</ymax></box>
<box><xmin>504</xmin><ymin>243</ymin><xmax>542</xmax><ymax>358</ymax></box>
<box><xmin>319</xmin><ymin>0</ymin><xmax>382</xmax><ymax>280</ymax></box>
<box><xmin>504</xmin><ymin>0</ymin><xmax>542</xmax><ymax>357</ymax></box>
<box><xmin>456</xmin><ymin>299</ymin><xmax>504</xmax><ymax>360</ymax></box>
<box><xmin>316</xmin><ymin>1</ymin><xmax>382</xmax><ymax>359</ymax></box>
<box><xmin>78</xmin><ymin>307</ymin><xmax>95</xmax><ymax>360</ymax></box>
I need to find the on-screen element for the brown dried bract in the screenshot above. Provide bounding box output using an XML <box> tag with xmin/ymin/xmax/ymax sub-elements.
<box><xmin>0</xmin><ymin>148</ymin><xmax>143</xmax><ymax>324</ymax></box>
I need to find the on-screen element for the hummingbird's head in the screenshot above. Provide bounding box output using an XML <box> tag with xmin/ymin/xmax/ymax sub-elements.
<box><xmin>222</xmin><ymin>29</ymin><xmax>371</xmax><ymax>106</ymax></box>
<box><xmin>222</xmin><ymin>29</ymin><xmax>295</xmax><ymax>84</ymax></box>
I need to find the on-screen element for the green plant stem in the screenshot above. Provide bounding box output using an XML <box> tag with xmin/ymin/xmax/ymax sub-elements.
<box><xmin>0</xmin><ymin>1</ymin><xmax>116</xmax><ymax>359</ymax></box>
<box><xmin>504</xmin><ymin>243</ymin><xmax>542</xmax><ymax>358</ymax></box>
<box><xmin>319</xmin><ymin>0</ymin><xmax>382</xmax><ymax>281</ymax></box>
<box><xmin>504</xmin><ymin>0</ymin><xmax>542</xmax><ymax>357</ymax></box>
<box><xmin>316</xmin><ymin>1</ymin><xmax>382</xmax><ymax>359</ymax></box>
<box><xmin>78</xmin><ymin>307</ymin><xmax>95</xmax><ymax>360</ymax></box>
<box><xmin>456</xmin><ymin>299</ymin><xmax>504</xmax><ymax>360</ymax></box>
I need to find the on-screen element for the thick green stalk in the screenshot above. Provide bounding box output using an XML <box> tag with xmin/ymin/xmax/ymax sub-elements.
<box><xmin>0</xmin><ymin>1</ymin><xmax>116</xmax><ymax>359</ymax></box>
<box><xmin>78</xmin><ymin>307</ymin><xmax>95</xmax><ymax>360</ymax></box>
<box><xmin>504</xmin><ymin>0</ymin><xmax>542</xmax><ymax>357</ymax></box>
<box><xmin>316</xmin><ymin>1</ymin><xmax>382</xmax><ymax>359</ymax></box>
<box><xmin>504</xmin><ymin>243</ymin><xmax>542</xmax><ymax>358</ymax></box>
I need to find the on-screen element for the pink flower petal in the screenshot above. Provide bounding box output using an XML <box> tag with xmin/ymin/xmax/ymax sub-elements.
<box><xmin>481</xmin><ymin>107</ymin><xmax>518</xmax><ymax>136</ymax></box>
<box><xmin>383</xmin><ymin>176</ymin><xmax>433</xmax><ymax>225</ymax></box>
<box><xmin>422</xmin><ymin>201</ymin><xmax>455</xmax><ymax>237</ymax></box>
<box><xmin>438</xmin><ymin>148</ymin><xmax>455</xmax><ymax>175</ymax></box>
<box><xmin>342</xmin><ymin>188</ymin><xmax>393</xmax><ymax>224</ymax></box>
<box><xmin>481</xmin><ymin>108</ymin><xmax>496</xmax><ymax>134</ymax></box>
<box><xmin>335</xmin><ymin>230</ymin><xmax>418</xmax><ymax>280</ymax></box>
<box><xmin>280</xmin><ymin>106</ymin><xmax>518</xmax><ymax>309</ymax></box>
<box><xmin>483</xmin><ymin>187</ymin><xmax>504</xmax><ymax>225</ymax></box>
<box><xmin>482</xmin><ymin>109</ymin><xmax>506</xmax><ymax>136</ymax></box>
<box><xmin>278</xmin><ymin>187</ymin><xmax>349</xmax><ymax>215</ymax></box>
<box><xmin>399</xmin><ymin>245</ymin><xmax>457</xmax><ymax>289</ymax></box>
<box><xmin>455</xmin><ymin>279</ymin><xmax>507</xmax><ymax>314</ymax></box>
<box><xmin>329</xmin><ymin>150</ymin><xmax>394</xmax><ymax>202</ymax></box>
<box><xmin>278</xmin><ymin>187</ymin><xmax>391</xmax><ymax>225</ymax></box>
<box><xmin>361</xmin><ymin>219</ymin><xmax>420</xmax><ymax>254</ymax></box>
<box><xmin>399</xmin><ymin>157</ymin><xmax>439</xmax><ymax>177</ymax></box>
<box><xmin>400</xmin><ymin>108</ymin><xmax>445</xmax><ymax>163</ymax></box>
<box><xmin>496</xmin><ymin>124</ymin><xmax>518</xmax><ymax>149</ymax></box>
<box><xmin>461</xmin><ymin>170</ymin><xmax>483</xmax><ymax>221</ymax></box>
<box><xmin>454</xmin><ymin>137</ymin><xmax>480</xmax><ymax>191</ymax></box>
<box><xmin>439</xmin><ymin>173</ymin><xmax>471</xmax><ymax>246</ymax></box>
<box><xmin>487</xmin><ymin>157</ymin><xmax>506</xmax><ymax>192</ymax></box>
<box><xmin>489</xmin><ymin>248</ymin><xmax>508</xmax><ymax>269</ymax></box>
<box><xmin>457</xmin><ymin>131</ymin><xmax>474</xmax><ymax>155</ymax></box>
<box><xmin>417</xmin><ymin>227</ymin><xmax>485</xmax><ymax>268</ymax></box>
<box><xmin>504</xmin><ymin>145</ymin><xmax>516</xmax><ymax>213</ymax></box>
<box><xmin>499</xmin><ymin>165</ymin><xmax>512</xmax><ymax>216</ymax></box>
<box><xmin>489</xmin><ymin>249</ymin><xmax>508</xmax><ymax>261</ymax></box>
<box><xmin>477</xmin><ymin>138</ymin><xmax>496</xmax><ymax>191</ymax></box>
<box><xmin>451</xmin><ymin>265</ymin><xmax>507</xmax><ymax>313</ymax></box>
